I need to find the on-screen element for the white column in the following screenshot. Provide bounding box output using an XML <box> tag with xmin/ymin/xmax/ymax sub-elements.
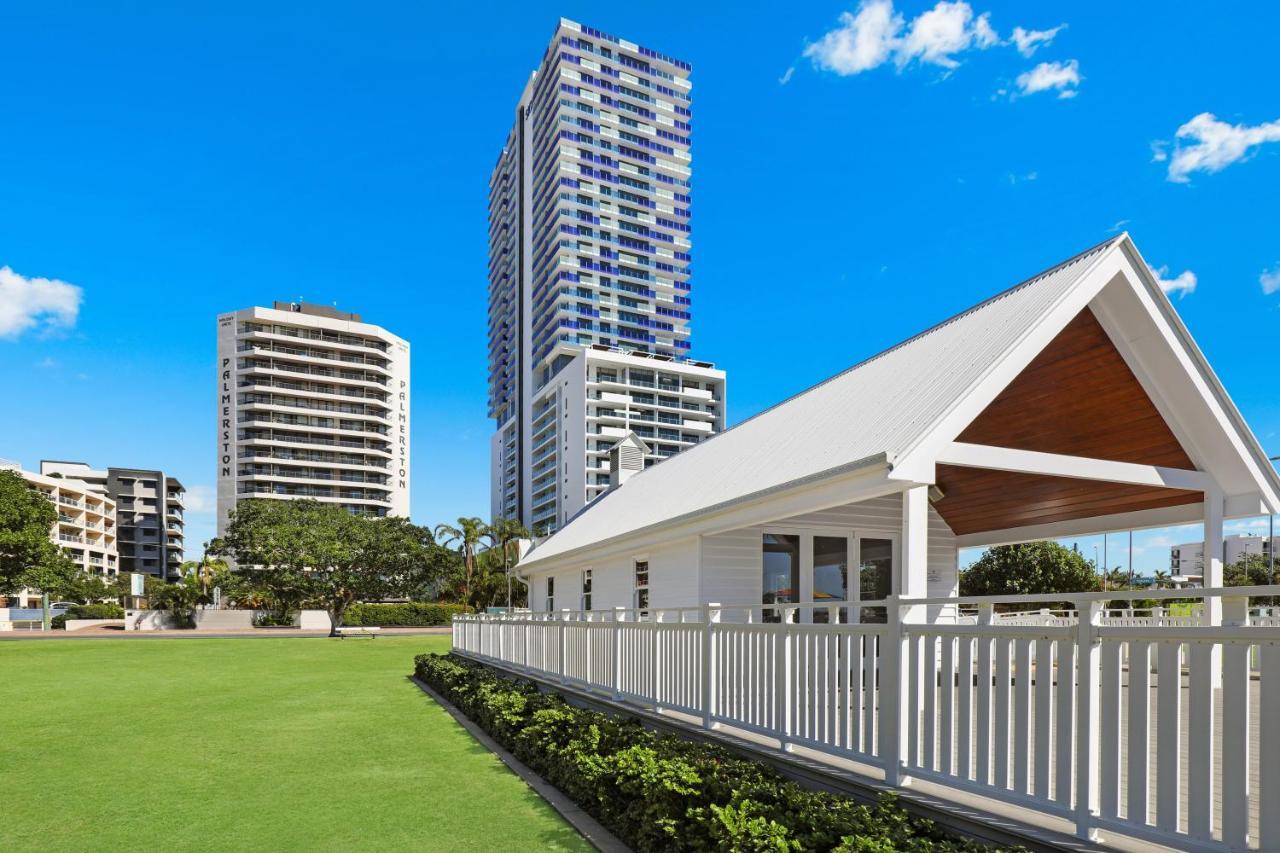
<box><xmin>1203</xmin><ymin>484</ymin><xmax>1224</xmax><ymax>627</ymax></box>
<box><xmin>901</xmin><ymin>485</ymin><xmax>930</xmax><ymax>603</ymax></box>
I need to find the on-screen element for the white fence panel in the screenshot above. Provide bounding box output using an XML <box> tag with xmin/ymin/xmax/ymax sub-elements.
<box><xmin>452</xmin><ymin>588</ymin><xmax>1280</xmax><ymax>851</ymax></box>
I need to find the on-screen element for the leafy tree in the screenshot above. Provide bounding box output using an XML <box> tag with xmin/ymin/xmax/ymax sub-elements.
<box><xmin>214</xmin><ymin>499</ymin><xmax>434</xmax><ymax>634</ymax></box>
<box><xmin>486</xmin><ymin>516</ymin><xmax>530</xmax><ymax>608</ymax></box>
<box><xmin>434</xmin><ymin>517</ymin><xmax>487</xmax><ymax>603</ymax></box>
<box><xmin>0</xmin><ymin>469</ymin><xmax>80</xmax><ymax>598</ymax></box>
<box><xmin>960</xmin><ymin>542</ymin><xmax>1100</xmax><ymax>599</ymax></box>
<box><xmin>1227</xmin><ymin>554</ymin><xmax>1280</xmax><ymax>604</ymax></box>
<box><xmin>209</xmin><ymin>500</ymin><xmax>315</xmax><ymax>621</ymax></box>
<box><xmin>149</xmin><ymin>569</ymin><xmax>208</xmax><ymax>628</ymax></box>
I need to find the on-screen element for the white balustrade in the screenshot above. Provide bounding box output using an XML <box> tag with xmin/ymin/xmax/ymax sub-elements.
<box><xmin>453</xmin><ymin>587</ymin><xmax>1280</xmax><ymax>850</ymax></box>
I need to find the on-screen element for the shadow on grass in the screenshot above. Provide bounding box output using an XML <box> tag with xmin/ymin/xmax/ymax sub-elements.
<box><xmin>399</xmin><ymin>677</ymin><xmax>590</xmax><ymax>852</ymax></box>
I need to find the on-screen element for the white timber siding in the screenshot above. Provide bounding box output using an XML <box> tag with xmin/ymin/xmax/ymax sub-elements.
<box><xmin>528</xmin><ymin>537</ymin><xmax>700</xmax><ymax>613</ymax></box>
<box><xmin>700</xmin><ymin>494</ymin><xmax>958</xmax><ymax>620</ymax></box>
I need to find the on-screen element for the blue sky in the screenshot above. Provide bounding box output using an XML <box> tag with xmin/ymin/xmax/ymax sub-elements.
<box><xmin>1</xmin><ymin>1</ymin><xmax>1277</xmax><ymax>571</ymax></box>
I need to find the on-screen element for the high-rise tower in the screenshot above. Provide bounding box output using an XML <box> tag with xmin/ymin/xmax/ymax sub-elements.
<box><xmin>216</xmin><ymin>302</ymin><xmax>410</xmax><ymax>537</ymax></box>
<box><xmin>489</xmin><ymin>19</ymin><xmax>726</xmax><ymax>534</ymax></box>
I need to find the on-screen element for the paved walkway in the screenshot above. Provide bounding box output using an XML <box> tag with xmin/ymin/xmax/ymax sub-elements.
<box><xmin>0</xmin><ymin>626</ymin><xmax>452</xmax><ymax>640</ymax></box>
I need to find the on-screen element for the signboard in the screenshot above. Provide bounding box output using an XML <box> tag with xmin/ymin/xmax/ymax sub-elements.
<box><xmin>130</xmin><ymin>572</ymin><xmax>145</xmax><ymax>597</ymax></box>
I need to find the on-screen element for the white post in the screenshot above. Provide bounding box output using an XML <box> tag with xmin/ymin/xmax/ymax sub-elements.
<box><xmin>558</xmin><ymin>608</ymin><xmax>568</xmax><ymax>684</ymax></box>
<box><xmin>1204</xmin><ymin>485</ymin><xmax>1224</xmax><ymax>687</ymax></box>
<box><xmin>1204</xmin><ymin>485</ymin><xmax>1224</xmax><ymax>626</ymax></box>
<box><xmin>613</xmin><ymin>606</ymin><xmax>625</xmax><ymax>699</ymax></box>
<box><xmin>1075</xmin><ymin>600</ymin><xmax>1103</xmax><ymax>840</ymax></box>
<box><xmin>777</xmin><ymin>605</ymin><xmax>796</xmax><ymax>750</ymax></box>
<box><xmin>702</xmin><ymin>603</ymin><xmax>720</xmax><ymax>728</ymax></box>
<box><xmin>886</xmin><ymin>485</ymin><xmax>930</xmax><ymax>786</ymax></box>
<box><xmin>653</xmin><ymin>609</ymin><xmax>664</xmax><ymax>712</ymax></box>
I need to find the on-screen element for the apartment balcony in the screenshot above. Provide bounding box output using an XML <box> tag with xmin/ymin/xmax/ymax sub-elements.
<box><xmin>57</xmin><ymin>495</ymin><xmax>83</xmax><ymax>508</ymax></box>
<box><xmin>238</xmin><ymin>326</ymin><xmax>390</xmax><ymax>356</ymax></box>
<box><xmin>240</xmin><ymin>433</ymin><xmax>393</xmax><ymax>457</ymax></box>
<box><xmin>238</xmin><ymin>360</ymin><xmax>388</xmax><ymax>389</ymax></box>
<box><xmin>684</xmin><ymin>420</ymin><xmax>713</xmax><ymax>433</ymax></box>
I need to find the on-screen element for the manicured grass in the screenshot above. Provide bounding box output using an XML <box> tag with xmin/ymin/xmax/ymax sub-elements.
<box><xmin>0</xmin><ymin>636</ymin><xmax>588</xmax><ymax>852</ymax></box>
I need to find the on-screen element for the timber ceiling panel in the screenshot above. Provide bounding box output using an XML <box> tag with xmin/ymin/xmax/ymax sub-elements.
<box><xmin>937</xmin><ymin>307</ymin><xmax>1201</xmax><ymax>535</ymax></box>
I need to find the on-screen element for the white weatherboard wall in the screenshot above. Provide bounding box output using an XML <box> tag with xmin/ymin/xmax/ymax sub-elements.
<box><xmin>700</xmin><ymin>494</ymin><xmax>958</xmax><ymax>620</ymax></box>
<box><xmin>525</xmin><ymin>494</ymin><xmax>956</xmax><ymax>617</ymax></box>
<box><xmin>529</xmin><ymin>536</ymin><xmax>700</xmax><ymax>613</ymax></box>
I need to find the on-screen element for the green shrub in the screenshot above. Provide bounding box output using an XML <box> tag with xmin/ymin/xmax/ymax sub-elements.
<box><xmin>342</xmin><ymin>602</ymin><xmax>469</xmax><ymax>627</ymax></box>
<box><xmin>414</xmin><ymin>654</ymin><xmax>1004</xmax><ymax>853</ymax></box>
<box><xmin>52</xmin><ymin>603</ymin><xmax>125</xmax><ymax>630</ymax></box>
<box><xmin>254</xmin><ymin>611</ymin><xmax>296</xmax><ymax>627</ymax></box>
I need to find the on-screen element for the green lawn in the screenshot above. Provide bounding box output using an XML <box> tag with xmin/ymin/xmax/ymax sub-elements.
<box><xmin>0</xmin><ymin>636</ymin><xmax>587</xmax><ymax>852</ymax></box>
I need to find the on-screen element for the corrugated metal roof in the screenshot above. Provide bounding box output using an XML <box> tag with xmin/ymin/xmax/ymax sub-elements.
<box><xmin>521</xmin><ymin>236</ymin><xmax>1123</xmax><ymax>568</ymax></box>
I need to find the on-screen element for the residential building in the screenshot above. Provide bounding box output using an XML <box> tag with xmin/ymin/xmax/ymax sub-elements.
<box><xmin>40</xmin><ymin>461</ymin><xmax>186</xmax><ymax>580</ymax></box>
<box><xmin>216</xmin><ymin>301</ymin><xmax>410</xmax><ymax>537</ymax></box>
<box><xmin>0</xmin><ymin>460</ymin><xmax>118</xmax><ymax>607</ymax></box>
<box><xmin>1169</xmin><ymin>532</ymin><xmax>1276</xmax><ymax>582</ymax></box>
<box><xmin>514</xmin><ymin>235</ymin><xmax>1280</xmax><ymax>622</ymax></box>
<box><xmin>489</xmin><ymin>18</ymin><xmax>725</xmax><ymax>533</ymax></box>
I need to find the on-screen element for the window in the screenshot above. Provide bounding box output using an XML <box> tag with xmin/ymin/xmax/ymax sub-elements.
<box><xmin>634</xmin><ymin>560</ymin><xmax>649</xmax><ymax>611</ymax></box>
<box><xmin>859</xmin><ymin>538</ymin><xmax>893</xmax><ymax>623</ymax></box>
<box><xmin>546</xmin><ymin>577</ymin><xmax>555</xmax><ymax>613</ymax></box>
<box><xmin>762</xmin><ymin>534</ymin><xmax>800</xmax><ymax>622</ymax></box>
<box><xmin>581</xmin><ymin>569</ymin><xmax>593</xmax><ymax>610</ymax></box>
<box><xmin>813</xmin><ymin>536</ymin><xmax>848</xmax><ymax>623</ymax></box>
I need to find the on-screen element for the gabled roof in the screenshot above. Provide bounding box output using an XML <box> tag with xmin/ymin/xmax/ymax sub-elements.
<box><xmin>520</xmin><ymin>235</ymin><xmax>1280</xmax><ymax>569</ymax></box>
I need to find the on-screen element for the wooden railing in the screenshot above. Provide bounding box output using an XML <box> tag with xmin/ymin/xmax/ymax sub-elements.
<box><xmin>454</xmin><ymin>586</ymin><xmax>1280</xmax><ymax>851</ymax></box>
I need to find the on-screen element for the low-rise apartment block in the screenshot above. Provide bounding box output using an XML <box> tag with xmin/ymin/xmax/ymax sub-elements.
<box><xmin>0</xmin><ymin>460</ymin><xmax>118</xmax><ymax>607</ymax></box>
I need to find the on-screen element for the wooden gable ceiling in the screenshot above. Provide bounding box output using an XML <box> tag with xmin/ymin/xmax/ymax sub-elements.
<box><xmin>933</xmin><ymin>308</ymin><xmax>1203</xmax><ymax>536</ymax></box>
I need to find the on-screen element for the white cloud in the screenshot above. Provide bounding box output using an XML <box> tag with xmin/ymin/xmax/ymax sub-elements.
<box><xmin>898</xmin><ymin>1</ymin><xmax>997</xmax><ymax>69</ymax></box>
<box><xmin>1262</xmin><ymin>264</ymin><xmax>1280</xmax><ymax>295</ymax></box>
<box><xmin>805</xmin><ymin>0</ymin><xmax>903</xmax><ymax>75</ymax></box>
<box><xmin>1107</xmin><ymin>218</ymin><xmax>1131</xmax><ymax>233</ymax></box>
<box><xmin>805</xmin><ymin>0</ymin><xmax>1002</xmax><ymax>75</ymax></box>
<box><xmin>184</xmin><ymin>485</ymin><xmax>216</xmax><ymax>514</ymax></box>
<box><xmin>0</xmin><ymin>266</ymin><xmax>83</xmax><ymax>339</ymax></box>
<box><xmin>1015</xmin><ymin>59</ymin><xmax>1081</xmax><ymax>98</ymax></box>
<box><xmin>1006</xmin><ymin>170</ymin><xmax>1038</xmax><ymax>184</ymax></box>
<box><xmin>779</xmin><ymin>66</ymin><xmax>795</xmax><ymax>85</ymax></box>
<box><xmin>1010</xmin><ymin>24</ymin><xmax>1064</xmax><ymax>56</ymax></box>
<box><xmin>1164</xmin><ymin>112</ymin><xmax>1280</xmax><ymax>183</ymax></box>
<box><xmin>1147</xmin><ymin>263</ymin><xmax>1197</xmax><ymax>298</ymax></box>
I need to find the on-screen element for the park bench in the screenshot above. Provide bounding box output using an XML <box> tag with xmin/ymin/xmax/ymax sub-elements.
<box><xmin>334</xmin><ymin>626</ymin><xmax>381</xmax><ymax>639</ymax></box>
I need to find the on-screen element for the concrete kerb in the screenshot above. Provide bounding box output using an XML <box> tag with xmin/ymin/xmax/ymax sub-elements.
<box><xmin>409</xmin><ymin>676</ymin><xmax>630</xmax><ymax>853</ymax></box>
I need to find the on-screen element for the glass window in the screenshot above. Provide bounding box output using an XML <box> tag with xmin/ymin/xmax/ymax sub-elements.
<box><xmin>634</xmin><ymin>560</ymin><xmax>649</xmax><ymax>611</ymax></box>
<box><xmin>813</xmin><ymin>536</ymin><xmax>848</xmax><ymax>624</ymax></box>
<box><xmin>546</xmin><ymin>577</ymin><xmax>555</xmax><ymax>613</ymax></box>
<box><xmin>859</xmin><ymin>538</ymin><xmax>893</xmax><ymax>623</ymax></box>
<box><xmin>762</xmin><ymin>534</ymin><xmax>800</xmax><ymax>622</ymax></box>
<box><xmin>581</xmin><ymin>569</ymin><xmax>593</xmax><ymax>611</ymax></box>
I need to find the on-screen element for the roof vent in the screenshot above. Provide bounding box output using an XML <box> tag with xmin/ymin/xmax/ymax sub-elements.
<box><xmin>609</xmin><ymin>433</ymin><xmax>649</xmax><ymax>488</ymax></box>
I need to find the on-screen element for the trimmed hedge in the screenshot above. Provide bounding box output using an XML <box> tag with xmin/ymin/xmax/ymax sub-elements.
<box><xmin>52</xmin><ymin>603</ymin><xmax>125</xmax><ymax>629</ymax></box>
<box><xmin>415</xmin><ymin>653</ymin><xmax>1006</xmax><ymax>852</ymax></box>
<box><xmin>342</xmin><ymin>602</ymin><xmax>469</xmax><ymax>627</ymax></box>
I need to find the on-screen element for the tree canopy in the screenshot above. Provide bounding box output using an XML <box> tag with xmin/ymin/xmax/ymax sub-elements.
<box><xmin>0</xmin><ymin>469</ymin><xmax>80</xmax><ymax>598</ymax></box>
<box><xmin>960</xmin><ymin>541</ymin><xmax>1100</xmax><ymax>597</ymax></box>
<box><xmin>212</xmin><ymin>499</ymin><xmax>439</xmax><ymax>633</ymax></box>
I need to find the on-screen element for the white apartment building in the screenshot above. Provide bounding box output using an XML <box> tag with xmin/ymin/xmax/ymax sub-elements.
<box><xmin>216</xmin><ymin>302</ymin><xmax>410</xmax><ymax>536</ymax></box>
<box><xmin>0</xmin><ymin>460</ymin><xmax>118</xmax><ymax>606</ymax></box>
<box><xmin>40</xmin><ymin>461</ymin><xmax>185</xmax><ymax>580</ymax></box>
<box><xmin>1169</xmin><ymin>532</ymin><xmax>1276</xmax><ymax>581</ymax></box>
<box><xmin>493</xmin><ymin>345</ymin><xmax>725</xmax><ymax>531</ymax></box>
<box><xmin>488</xmin><ymin>19</ymin><xmax>728</xmax><ymax>533</ymax></box>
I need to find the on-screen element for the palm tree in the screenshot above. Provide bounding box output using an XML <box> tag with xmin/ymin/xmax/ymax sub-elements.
<box><xmin>1152</xmin><ymin>569</ymin><xmax>1171</xmax><ymax>589</ymax></box>
<box><xmin>486</xmin><ymin>517</ymin><xmax>531</xmax><ymax>608</ymax></box>
<box><xmin>434</xmin><ymin>517</ymin><xmax>487</xmax><ymax>603</ymax></box>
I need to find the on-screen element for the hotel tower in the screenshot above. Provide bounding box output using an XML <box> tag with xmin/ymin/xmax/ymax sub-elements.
<box><xmin>489</xmin><ymin>19</ymin><xmax>726</xmax><ymax>534</ymax></box>
<box><xmin>216</xmin><ymin>302</ymin><xmax>410</xmax><ymax>536</ymax></box>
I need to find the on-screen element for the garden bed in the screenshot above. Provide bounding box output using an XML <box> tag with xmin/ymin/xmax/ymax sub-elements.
<box><xmin>415</xmin><ymin>653</ymin><xmax>1010</xmax><ymax>852</ymax></box>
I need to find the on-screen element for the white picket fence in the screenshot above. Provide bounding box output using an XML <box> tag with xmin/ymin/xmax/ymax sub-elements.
<box><xmin>453</xmin><ymin>586</ymin><xmax>1280</xmax><ymax>851</ymax></box>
